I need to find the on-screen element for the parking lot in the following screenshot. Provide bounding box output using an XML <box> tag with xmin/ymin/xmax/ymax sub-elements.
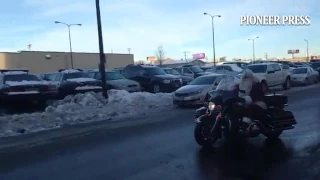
<box><xmin>0</xmin><ymin>60</ymin><xmax>319</xmax><ymax>137</ymax></box>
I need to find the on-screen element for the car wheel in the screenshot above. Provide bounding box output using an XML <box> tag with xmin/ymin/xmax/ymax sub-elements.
<box><xmin>152</xmin><ymin>84</ymin><xmax>160</xmax><ymax>93</ymax></box>
<box><xmin>283</xmin><ymin>77</ymin><xmax>291</xmax><ymax>90</ymax></box>
<box><xmin>304</xmin><ymin>77</ymin><xmax>310</xmax><ymax>85</ymax></box>
<box><xmin>261</xmin><ymin>81</ymin><xmax>268</xmax><ymax>93</ymax></box>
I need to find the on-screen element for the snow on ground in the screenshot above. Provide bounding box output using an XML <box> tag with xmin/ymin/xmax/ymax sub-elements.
<box><xmin>0</xmin><ymin>90</ymin><xmax>173</xmax><ymax>137</ymax></box>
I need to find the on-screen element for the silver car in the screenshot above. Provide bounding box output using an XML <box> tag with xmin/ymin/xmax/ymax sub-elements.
<box><xmin>87</xmin><ymin>70</ymin><xmax>142</xmax><ymax>92</ymax></box>
<box><xmin>172</xmin><ymin>74</ymin><xmax>232</xmax><ymax>106</ymax></box>
<box><xmin>291</xmin><ymin>67</ymin><xmax>318</xmax><ymax>85</ymax></box>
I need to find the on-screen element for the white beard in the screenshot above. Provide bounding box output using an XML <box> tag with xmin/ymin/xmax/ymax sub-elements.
<box><xmin>239</xmin><ymin>79</ymin><xmax>252</xmax><ymax>97</ymax></box>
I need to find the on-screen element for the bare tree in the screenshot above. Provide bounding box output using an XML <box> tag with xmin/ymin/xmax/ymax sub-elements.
<box><xmin>155</xmin><ymin>45</ymin><xmax>165</xmax><ymax>66</ymax></box>
<box><xmin>135</xmin><ymin>60</ymin><xmax>145</xmax><ymax>65</ymax></box>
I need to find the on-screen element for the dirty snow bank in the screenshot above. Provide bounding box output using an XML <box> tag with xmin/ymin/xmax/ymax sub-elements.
<box><xmin>0</xmin><ymin>90</ymin><xmax>173</xmax><ymax>137</ymax></box>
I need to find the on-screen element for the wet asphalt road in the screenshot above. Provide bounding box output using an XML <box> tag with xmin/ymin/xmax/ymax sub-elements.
<box><xmin>1</xmin><ymin>85</ymin><xmax>320</xmax><ymax>180</ymax></box>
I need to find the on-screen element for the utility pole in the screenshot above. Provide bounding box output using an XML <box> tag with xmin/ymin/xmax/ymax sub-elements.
<box><xmin>203</xmin><ymin>13</ymin><xmax>221</xmax><ymax>66</ymax></box>
<box><xmin>95</xmin><ymin>0</ymin><xmax>107</xmax><ymax>98</ymax></box>
<box><xmin>265</xmin><ymin>52</ymin><xmax>268</xmax><ymax>60</ymax></box>
<box><xmin>27</xmin><ymin>44</ymin><xmax>32</xmax><ymax>51</ymax></box>
<box><xmin>248</xmin><ymin>37</ymin><xmax>259</xmax><ymax>63</ymax></box>
<box><xmin>127</xmin><ymin>48</ymin><xmax>131</xmax><ymax>54</ymax></box>
<box><xmin>183</xmin><ymin>51</ymin><xmax>190</xmax><ymax>62</ymax></box>
<box><xmin>304</xmin><ymin>39</ymin><xmax>309</xmax><ymax>62</ymax></box>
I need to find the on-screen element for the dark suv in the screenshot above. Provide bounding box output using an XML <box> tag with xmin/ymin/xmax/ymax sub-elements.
<box><xmin>121</xmin><ymin>65</ymin><xmax>182</xmax><ymax>93</ymax></box>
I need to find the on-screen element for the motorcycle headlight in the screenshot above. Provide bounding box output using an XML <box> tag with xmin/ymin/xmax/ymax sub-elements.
<box><xmin>208</xmin><ymin>102</ymin><xmax>215</xmax><ymax>111</ymax></box>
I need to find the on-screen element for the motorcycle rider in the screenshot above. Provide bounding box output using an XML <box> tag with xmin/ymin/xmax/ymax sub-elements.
<box><xmin>238</xmin><ymin>69</ymin><xmax>269</xmax><ymax>131</ymax></box>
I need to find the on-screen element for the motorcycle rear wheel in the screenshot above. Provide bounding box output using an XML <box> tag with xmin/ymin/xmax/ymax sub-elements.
<box><xmin>194</xmin><ymin>123</ymin><xmax>218</xmax><ymax>148</ymax></box>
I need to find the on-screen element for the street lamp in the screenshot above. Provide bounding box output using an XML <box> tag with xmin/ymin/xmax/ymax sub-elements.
<box><xmin>54</xmin><ymin>21</ymin><xmax>81</xmax><ymax>69</ymax></box>
<box><xmin>203</xmin><ymin>13</ymin><xmax>221</xmax><ymax>66</ymax></box>
<box><xmin>304</xmin><ymin>39</ymin><xmax>309</xmax><ymax>62</ymax></box>
<box><xmin>248</xmin><ymin>37</ymin><xmax>259</xmax><ymax>62</ymax></box>
<box><xmin>95</xmin><ymin>0</ymin><xmax>108</xmax><ymax>98</ymax></box>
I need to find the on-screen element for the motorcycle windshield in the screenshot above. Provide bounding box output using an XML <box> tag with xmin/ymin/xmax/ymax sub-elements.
<box><xmin>208</xmin><ymin>75</ymin><xmax>240</xmax><ymax>102</ymax></box>
<box><xmin>216</xmin><ymin>75</ymin><xmax>240</xmax><ymax>91</ymax></box>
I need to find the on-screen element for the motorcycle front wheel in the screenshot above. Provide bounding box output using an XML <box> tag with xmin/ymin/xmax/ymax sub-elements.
<box><xmin>194</xmin><ymin>123</ymin><xmax>218</xmax><ymax>148</ymax></box>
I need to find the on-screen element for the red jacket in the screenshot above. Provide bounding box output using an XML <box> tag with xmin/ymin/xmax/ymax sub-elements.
<box><xmin>250</xmin><ymin>82</ymin><xmax>265</xmax><ymax>102</ymax></box>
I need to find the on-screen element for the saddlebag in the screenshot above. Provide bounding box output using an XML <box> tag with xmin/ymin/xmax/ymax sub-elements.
<box><xmin>268</xmin><ymin>109</ymin><xmax>297</xmax><ymax>129</ymax></box>
<box><xmin>264</xmin><ymin>94</ymin><xmax>288</xmax><ymax>107</ymax></box>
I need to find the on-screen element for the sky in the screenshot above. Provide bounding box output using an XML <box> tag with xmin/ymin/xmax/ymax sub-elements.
<box><xmin>0</xmin><ymin>0</ymin><xmax>319</xmax><ymax>61</ymax></box>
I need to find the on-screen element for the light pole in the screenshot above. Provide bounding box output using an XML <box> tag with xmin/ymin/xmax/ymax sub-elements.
<box><xmin>203</xmin><ymin>13</ymin><xmax>221</xmax><ymax>66</ymax></box>
<box><xmin>54</xmin><ymin>21</ymin><xmax>81</xmax><ymax>69</ymax></box>
<box><xmin>95</xmin><ymin>0</ymin><xmax>108</xmax><ymax>98</ymax></box>
<box><xmin>304</xmin><ymin>39</ymin><xmax>309</xmax><ymax>62</ymax></box>
<box><xmin>248</xmin><ymin>37</ymin><xmax>259</xmax><ymax>62</ymax></box>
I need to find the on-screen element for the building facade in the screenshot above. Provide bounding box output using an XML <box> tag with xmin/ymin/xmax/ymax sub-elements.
<box><xmin>0</xmin><ymin>51</ymin><xmax>134</xmax><ymax>74</ymax></box>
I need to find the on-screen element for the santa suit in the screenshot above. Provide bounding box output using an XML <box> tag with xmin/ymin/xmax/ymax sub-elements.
<box><xmin>238</xmin><ymin>70</ymin><xmax>267</xmax><ymax>126</ymax></box>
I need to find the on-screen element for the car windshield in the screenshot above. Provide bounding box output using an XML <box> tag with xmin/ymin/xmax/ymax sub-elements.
<box><xmin>189</xmin><ymin>66</ymin><xmax>203</xmax><ymax>73</ymax></box>
<box><xmin>106</xmin><ymin>71</ymin><xmax>125</xmax><ymax>80</ymax></box>
<box><xmin>292</xmin><ymin>68</ymin><xmax>307</xmax><ymax>74</ymax></box>
<box><xmin>311</xmin><ymin>63</ymin><xmax>320</xmax><ymax>69</ymax></box>
<box><xmin>64</xmin><ymin>72</ymin><xmax>90</xmax><ymax>79</ymax></box>
<box><xmin>145</xmin><ymin>67</ymin><xmax>167</xmax><ymax>75</ymax></box>
<box><xmin>164</xmin><ymin>69</ymin><xmax>180</xmax><ymax>75</ymax></box>
<box><xmin>4</xmin><ymin>74</ymin><xmax>40</xmax><ymax>82</ymax></box>
<box><xmin>247</xmin><ymin>65</ymin><xmax>267</xmax><ymax>73</ymax></box>
<box><xmin>189</xmin><ymin>76</ymin><xmax>217</xmax><ymax>85</ymax></box>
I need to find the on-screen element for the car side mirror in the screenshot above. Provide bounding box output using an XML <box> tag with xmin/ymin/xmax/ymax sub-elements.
<box><xmin>267</xmin><ymin>70</ymin><xmax>274</xmax><ymax>74</ymax></box>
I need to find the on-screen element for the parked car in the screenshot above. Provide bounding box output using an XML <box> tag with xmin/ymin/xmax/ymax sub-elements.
<box><xmin>45</xmin><ymin>69</ymin><xmax>102</xmax><ymax>98</ymax></box>
<box><xmin>122</xmin><ymin>64</ymin><xmax>182</xmax><ymax>93</ymax></box>
<box><xmin>173</xmin><ymin>65</ymin><xmax>209</xmax><ymax>78</ymax></box>
<box><xmin>294</xmin><ymin>62</ymin><xmax>309</xmax><ymax>67</ymax></box>
<box><xmin>205</xmin><ymin>67</ymin><xmax>217</xmax><ymax>73</ymax></box>
<box><xmin>87</xmin><ymin>69</ymin><xmax>142</xmax><ymax>92</ymax></box>
<box><xmin>214</xmin><ymin>64</ymin><xmax>243</xmax><ymax>75</ymax></box>
<box><xmin>200</xmin><ymin>66</ymin><xmax>215</xmax><ymax>71</ymax></box>
<box><xmin>291</xmin><ymin>67</ymin><xmax>318</xmax><ymax>85</ymax></box>
<box><xmin>172</xmin><ymin>74</ymin><xmax>234</xmax><ymax>106</ymax></box>
<box><xmin>277</xmin><ymin>61</ymin><xmax>299</xmax><ymax>68</ymax></box>
<box><xmin>310</xmin><ymin>62</ymin><xmax>320</xmax><ymax>71</ymax></box>
<box><xmin>0</xmin><ymin>69</ymin><xmax>55</xmax><ymax>104</ymax></box>
<box><xmin>113</xmin><ymin>67</ymin><xmax>124</xmax><ymax>74</ymax></box>
<box><xmin>223</xmin><ymin>62</ymin><xmax>248</xmax><ymax>68</ymax></box>
<box><xmin>162</xmin><ymin>68</ymin><xmax>193</xmax><ymax>85</ymax></box>
<box><xmin>246</xmin><ymin>63</ymin><xmax>291</xmax><ymax>92</ymax></box>
<box><xmin>38</xmin><ymin>73</ymin><xmax>55</xmax><ymax>80</ymax></box>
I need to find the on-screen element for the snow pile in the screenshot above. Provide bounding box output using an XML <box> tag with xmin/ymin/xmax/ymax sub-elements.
<box><xmin>0</xmin><ymin>90</ymin><xmax>173</xmax><ymax>137</ymax></box>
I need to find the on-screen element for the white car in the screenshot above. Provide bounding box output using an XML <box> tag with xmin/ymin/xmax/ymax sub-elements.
<box><xmin>246</xmin><ymin>63</ymin><xmax>291</xmax><ymax>92</ymax></box>
<box><xmin>172</xmin><ymin>74</ymin><xmax>235</xmax><ymax>106</ymax></box>
<box><xmin>214</xmin><ymin>64</ymin><xmax>243</xmax><ymax>75</ymax></box>
<box><xmin>291</xmin><ymin>67</ymin><xmax>318</xmax><ymax>85</ymax></box>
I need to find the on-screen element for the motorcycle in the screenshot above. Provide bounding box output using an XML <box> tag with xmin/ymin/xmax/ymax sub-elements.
<box><xmin>194</xmin><ymin>76</ymin><xmax>297</xmax><ymax>148</ymax></box>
